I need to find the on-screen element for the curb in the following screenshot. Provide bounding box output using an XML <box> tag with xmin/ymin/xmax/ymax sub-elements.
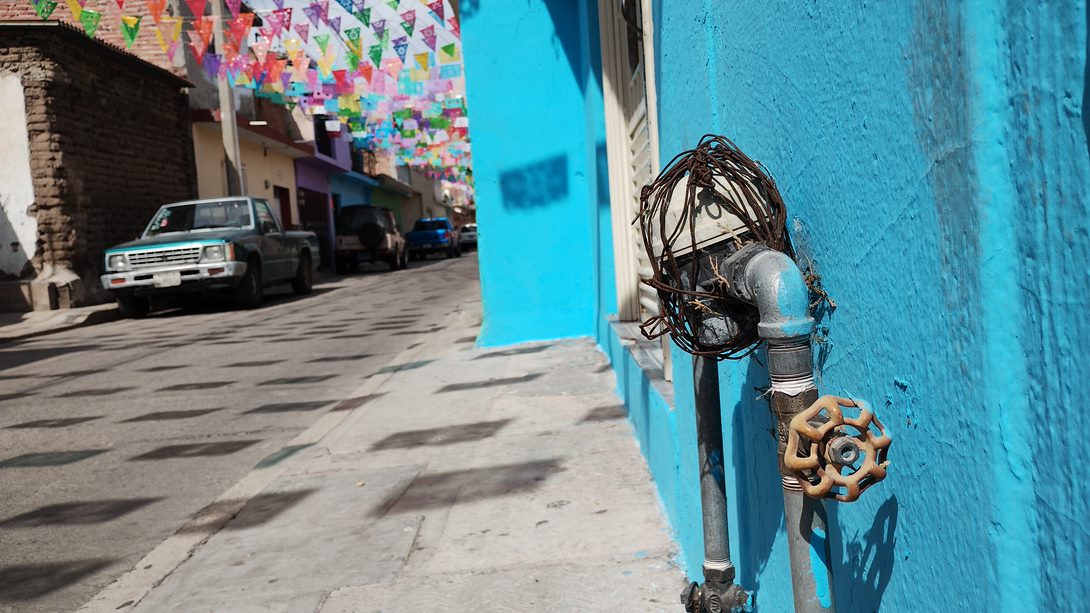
<box><xmin>0</xmin><ymin>305</ymin><xmax>122</xmax><ymax>343</ymax></box>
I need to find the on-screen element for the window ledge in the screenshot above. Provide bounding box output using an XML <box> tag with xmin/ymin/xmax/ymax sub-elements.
<box><xmin>610</xmin><ymin>320</ymin><xmax>675</xmax><ymax>408</ymax></box>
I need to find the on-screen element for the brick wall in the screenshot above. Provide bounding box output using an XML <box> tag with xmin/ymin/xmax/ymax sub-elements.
<box><xmin>0</xmin><ymin>24</ymin><xmax>196</xmax><ymax>300</ymax></box>
<box><xmin>0</xmin><ymin>0</ymin><xmax>184</xmax><ymax>76</ymax></box>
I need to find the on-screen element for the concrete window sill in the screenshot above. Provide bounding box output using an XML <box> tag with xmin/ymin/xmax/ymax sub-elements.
<box><xmin>609</xmin><ymin>320</ymin><xmax>676</xmax><ymax>409</ymax></box>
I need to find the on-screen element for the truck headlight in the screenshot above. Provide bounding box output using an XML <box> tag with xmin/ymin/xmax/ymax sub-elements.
<box><xmin>201</xmin><ymin>243</ymin><xmax>232</xmax><ymax>262</ymax></box>
<box><xmin>107</xmin><ymin>254</ymin><xmax>127</xmax><ymax>271</ymax></box>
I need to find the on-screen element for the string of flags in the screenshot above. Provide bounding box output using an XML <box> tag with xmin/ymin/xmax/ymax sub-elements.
<box><xmin>26</xmin><ymin>0</ymin><xmax>474</xmax><ymax>189</ymax></box>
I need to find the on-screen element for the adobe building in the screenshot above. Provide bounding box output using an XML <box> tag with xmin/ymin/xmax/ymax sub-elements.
<box><xmin>0</xmin><ymin>20</ymin><xmax>196</xmax><ymax>310</ymax></box>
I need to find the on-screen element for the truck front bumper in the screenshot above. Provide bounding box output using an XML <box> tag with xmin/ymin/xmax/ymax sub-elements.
<box><xmin>100</xmin><ymin>261</ymin><xmax>247</xmax><ymax>294</ymax></box>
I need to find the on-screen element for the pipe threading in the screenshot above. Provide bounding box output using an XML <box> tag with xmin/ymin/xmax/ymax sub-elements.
<box><xmin>782</xmin><ymin>476</ymin><xmax>804</xmax><ymax>492</ymax></box>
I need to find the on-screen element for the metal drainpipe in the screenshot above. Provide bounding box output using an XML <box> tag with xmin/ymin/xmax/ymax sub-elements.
<box><xmin>691</xmin><ymin>354</ymin><xmax>748</xmax><ymax>610</ymax></box>
<box><xmin>728</xmin><ymin>245</ymin><xmax>836</xmax><ymax>613</ymax></box>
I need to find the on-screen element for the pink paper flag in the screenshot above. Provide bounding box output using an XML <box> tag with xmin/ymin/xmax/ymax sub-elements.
<box><xmin>294</xmin><ymin>22</ymin><xmax>309</xmax><ymax>42</ymax></box>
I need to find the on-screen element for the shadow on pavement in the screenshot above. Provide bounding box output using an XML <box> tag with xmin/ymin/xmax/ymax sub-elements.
<box><xmin>370</xmin><ymin>419</ymin><xmax>513</xmax><ymax>451</ymax></box>
<box><xmin>371</xmin><ymin>458</ymin><xmax>565</xmax><ymax>517</ymax></box>
<box><xmin>0</xmin><ymin>559</ymin><xmax>115</xmax><ymax>602</ymax></box>
<box><xmin>0</xmin><ymin>498</ymin><xmax>162</xmax><ymax>528</ymax></box>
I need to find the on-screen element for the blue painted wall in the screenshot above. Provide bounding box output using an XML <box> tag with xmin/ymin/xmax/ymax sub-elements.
<box><xmin>465</xmin><ymin>1</ymin><xmax>1090</xmax><ymax>611</ymax></box>
<box><xmin>461</xmin><ymin>0</ymin><xmax>612</xmax><ymax>346</ymax></box>
<box><xmin>652</xmin><ymin>1</ymin><xmax>1090</xmax><ymax>611</ymax></box>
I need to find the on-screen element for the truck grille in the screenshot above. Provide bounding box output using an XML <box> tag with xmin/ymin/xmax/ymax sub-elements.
<box><xmin>126</xmin><ymin>246</ymin><xmax>201</xmax><ymax>268</ymax></box>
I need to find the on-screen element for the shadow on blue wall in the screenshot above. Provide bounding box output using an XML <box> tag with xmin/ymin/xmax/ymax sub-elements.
<box><xmin>833</xmin><ymin>495</ymin><xmax>899</xmax><ymax>612</ymax></box>
<box><xmin>542</xmin><ymin>0</ymin><xmax>601</xmax><ymax>93</ymax></box>
<box><xmin>596</xmin><ymin>142</ymin><xmax>610</xmax><ymax>206</ymax></box>
<box><xmin>458</xmin><ymin>0</ymin><xmax>479</xmax><ymax>18</ymax></box>
<box><xmin>498</xmin><ymin>155</ymin><xmax>570</xmax><ymax>209</ymax></box>
<box><xmin>731</xmin><ymin>357</ymin><xmax>783</xmax><ymax>594</ymax></box>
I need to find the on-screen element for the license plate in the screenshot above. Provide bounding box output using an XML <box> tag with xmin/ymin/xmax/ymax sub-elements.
<box><xmin>152</xmin><ymin>271</ymin><xmax>182</xmax><ymax>288</ymax></box>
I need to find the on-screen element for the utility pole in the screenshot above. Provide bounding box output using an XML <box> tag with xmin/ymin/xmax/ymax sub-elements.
<box><xmin>211</xmin><ymin>0</ymin><xmax>246</xmax><ymax>195</ymax></box>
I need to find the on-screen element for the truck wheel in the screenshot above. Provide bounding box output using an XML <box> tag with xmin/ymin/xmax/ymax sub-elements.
<box><xmin>387</xmin><ymin>251</ymin><xmax>399</xmax><ymax>271</ymax></box>
<box><xmin>292</xmin><ymin>253</ymin><xmax>313</xmax><ymax>295</ymax></box>
<box><xmin>446</xmin><ymin>246</ymin><xmax>454</xmax><ymax>259</ymax></box>
<box><xmin>455</xmin><ymin>245</ymin><xmax>463</xmax><ymax>258</ymax></box>
<box><xmin>116</xmin><ymin>295</ymin><xmax>149</xmax><ymax>319</ymax></box>
<box><xmin>399</xmin><ymin>247</ymin><xmax>409</xmax><ymax>269</ymax></box>
<box><xmin>234</xmin><ymin>262</ymin><xmax>263</xmax><ymax>309</ymax></box>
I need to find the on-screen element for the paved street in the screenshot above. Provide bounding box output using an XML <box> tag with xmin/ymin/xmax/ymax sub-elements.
<box><xmin>0</xmin><ymin>254</ymin><xmax>480</xmax><ymax>613</ymax></box>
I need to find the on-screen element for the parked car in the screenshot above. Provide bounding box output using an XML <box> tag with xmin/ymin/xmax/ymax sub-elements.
<box><xmin>406</xmin><ymin>217</ymin><xmax>461</xmax><ymax>260</ymax></box>
<box><xmin>459</xmin><ymin>224</ymin><xmax>478</xmax><ymax>250</ymax></box>
<box><xmin>100</xmin><ymin>196</ymin><xmax>320</xmax><ymax>318</ymax></box>
<box><xmin>335</xmin><ymin>205</ymin><xmax>408</xmax><ymax>273</ymax></box>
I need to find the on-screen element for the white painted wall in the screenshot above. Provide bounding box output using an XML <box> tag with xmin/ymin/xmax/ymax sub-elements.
<box><xmin>0</xmin><ymin>72</ymin><xmax>36</xmax><ymax>278</ymax></box>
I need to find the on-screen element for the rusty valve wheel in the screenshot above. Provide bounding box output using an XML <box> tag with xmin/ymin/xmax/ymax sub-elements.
<box><xmin>783</xmin><ymin>396</ymin><xmax>892</xmax><ymax>503</ymax></box>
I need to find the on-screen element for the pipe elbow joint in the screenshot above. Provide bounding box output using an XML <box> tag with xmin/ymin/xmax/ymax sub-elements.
<box><xmin>737</xmin><ymin>248</ymin><xmax>815</xmax><ymax>340</ymax></box>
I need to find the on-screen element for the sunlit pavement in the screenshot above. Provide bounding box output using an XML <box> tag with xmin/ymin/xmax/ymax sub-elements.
<box><xmin>0</xmin><ymin>254</ymin><xmax>479</xmax><ymax>613</ymax></box>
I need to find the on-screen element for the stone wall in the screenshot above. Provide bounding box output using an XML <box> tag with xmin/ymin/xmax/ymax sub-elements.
<box><xmin>0</xmin><ymin>23</ymin><xmax>196</xmax><ymax>304</ymax></box>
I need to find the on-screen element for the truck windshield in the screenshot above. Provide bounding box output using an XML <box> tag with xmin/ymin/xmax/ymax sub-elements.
<box><xmin>413</xmin><ymin>220</ymin><xmax>447</xmax><ymax>231</ymax></box>
<box><xmin>337</xmin><ymin>207</ymin><xmax>386</xmax><ymax>234</ymax></box>
<box><xmin>145</xmin><ymin>200</ymin><xmax>252</xmax><ymax>236</ymax></box>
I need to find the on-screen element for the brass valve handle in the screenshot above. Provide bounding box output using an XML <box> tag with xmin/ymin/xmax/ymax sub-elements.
<box><xmin>783</xmin><ymin>395</ymin><xmax>891</xmax><ymax>502</ymax></box>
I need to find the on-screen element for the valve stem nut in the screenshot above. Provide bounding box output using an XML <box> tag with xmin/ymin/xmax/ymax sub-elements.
<box><xmin>827</xmin><ymin>436</ymin><xmax>861</xmax><ymax>465</ymax></box>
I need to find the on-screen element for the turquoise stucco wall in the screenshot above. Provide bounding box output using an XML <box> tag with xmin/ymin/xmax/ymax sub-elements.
<box><xmin>465</xmin><ymin>1</ymin><xmax>1090</xmax><ymax>611</ymax></box>
<box><xmin>650</xmin><ymin>1</ymin><xmax>1090</xmax><ymax>611</ymax></box>
<box><xmin>461</xmin><ymin>1</ymin><xmax>612</xmax><ymax>346</ymax></box>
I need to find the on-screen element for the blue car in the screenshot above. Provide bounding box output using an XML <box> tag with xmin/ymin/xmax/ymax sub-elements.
<box><xmin>406</xmin><ymin>217</ymin><xmax>462</xmax><ymax>260</ymax></box>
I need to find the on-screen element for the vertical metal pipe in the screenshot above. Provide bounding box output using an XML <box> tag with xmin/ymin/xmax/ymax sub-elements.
<box><xmin>211</xmin><ymin>0</ymin><xmax>245</xmax><ymax>196</ymax></box>
<box><xmin>768</xmin><ymin>339</ymin><xmax>835</xmax><ymax>613</ymax></box>
<box><xmin>693</xmin><ymin>355</ymin><xmax>734</xmax><ymax>587</ymax></box>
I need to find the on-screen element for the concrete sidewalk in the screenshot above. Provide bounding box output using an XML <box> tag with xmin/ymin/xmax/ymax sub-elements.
<box><xmin>0</xmin><ymin>303</ymin><xmax>120</xmax><ymax>342</ymax></box>
<box><xmin>85</xmin><ymin>302</ymin><xmax>684</xmax><ymax>612</ymax></box>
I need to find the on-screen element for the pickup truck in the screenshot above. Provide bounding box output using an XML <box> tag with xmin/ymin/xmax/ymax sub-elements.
<box><xmin>335</xmin><ymin>205</ymin><xmax>408</xmax><ymax>273</ymax></box>
<box><xmin>100</xmin><ymin>196</ymin><xmax>320</xmax><ymax>317</ymax></box>
<box><xmin>406</xmin><ymin>217</ymin><xmax>461</xmax><ymax>260</ymax></box>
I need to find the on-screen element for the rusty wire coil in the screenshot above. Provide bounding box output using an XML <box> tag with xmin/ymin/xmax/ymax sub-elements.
<box><xmin>637</xmin><ymin>134</ymin><xmax>791</xmax><ymax>359</ymax></box>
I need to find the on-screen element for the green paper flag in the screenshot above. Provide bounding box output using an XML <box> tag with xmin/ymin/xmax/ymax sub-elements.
<box><xmin>35</xmin><ymin>0</ymin><xmax>59</xmax><ymax>20</ymax></box>
<box><xmin>80</xmin><ymin>8</ymin><xmax>102</xmax><ymax>37</ymax></box>
<box><xmin>386</xmin><ymin>0</ymin><xmax>399</xmax><ymax>8</ymax></box>
<box><xmin>400</xmin><ymin>21</ymin><xmax>413</xmax><ymax>37</ymax></box>
<box><xmin>440</xmin><ymin>43</ymin><xmax>455</xmax><ymax>57</ymax></box>
<box><xmin>344</xmin><ymin>27</ymin><xmax>360</xmax><ymax>42</ymax></box>
<box><xmin>120</xmin><ymin>14</ymin><xmax>141</xmax><ymax>48</ymax></box>
<box><xmin>356</xmin><ymin>8</ymin><xmax>370</xmax><ymax>27</ymax></box>
<box><xmin>314</xmin><ymin>33</ymin><xmax>330</xmax><ymax>54</ymax></box>
<box><xmin>368</xmin><ymin>43</ymin><xmax>383</xmax><ymax>67</ymax></box>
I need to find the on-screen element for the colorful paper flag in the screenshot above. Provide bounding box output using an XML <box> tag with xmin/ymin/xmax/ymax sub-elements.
<box><xmin>203</xmin><ymin>52</ymin><xmax>222</xmax><ymax>79</ymax></box>
<box><xmin>35</xmin><ymin>0</ymin><xmax>58</xmax><ymax>20</ymax></box>
<box><xmin>225</xmin><ymin>0</ymin><xmax>241</xmax><ymax>19</ymax></box>
<box><xmin>314</xmin><ymin>33</ymin><xmax>330</xmax><ymax>54</ymax></box>
<box><xmin>145</xmin><ymin>0</ymin><xmax>165</xmax><ymax>23</ymax></box>
<box><xmin>392</xmin><ymin>35</ymin><xmax>408</xmax><ymax>63</ymax></box>
<box><xmin>447</xmin><ymin>15</ymin><xmax>459</xmax><ymax>37</ymax></box>
<box><xmin>120</xmin><ymin>14</ymin><xmax>142</xmax><ymax>48</ymax></box>
<box><xmin>420</xmin><ymin>25</ymin><xmax>436</xmax><ymax>51</ymax></box>
<box><xmin>294</xmin><ymin>22</ymin><xmax>309</xmax><ymax>42</ymax></box>
<box><xmin>114</xmin><ymin>0</ymin><xmax>125</xmax><ymax>10</ymax></box>
<box><xmin>193</xmin><ymin>15</ymin><xmax>214</xmax><ymax>45</ymax></box>
<box><xmin>79</xmin><ymin>7</ymin><xmax>101</xmax><ymax>37</ymax></box>
<box><xmin>427</xmin><ymin>0</ymin><xmax>444</xmax><ymax>24</ymax></box>
<box><xmin>372</xmin><ymin>19</ymin><xmax>385</xmax><ymax>38</ymax></box>
<box><xmin>368</xmin><ymin>43</ymin><xmax>383</xmax><ymax>67</ymax></box>
<box><xmin>327</xmin><ymin>16</ymin><xmax>340</xmax><ymax>34</ymax></box>
<box><xmin>185</xmin><ymin>0</ymin><xmax>205</xmax><ymax>17</ymax></box>
<box><xmin>66</xmin><ymin>0</ymin><xmax>85</xmax><ymax>21</ymax></box>
<box><xmin>414</xmin><ymin>52</ymin><xmax>430</xmax><ymax>70</ymax></box>
<box><xmin>438</xmin><ymin>43</ymin><xmax>460</xmax><ymax>63</ymax></box>
<box><xmin>400</xmin><ymin>9</ymin><xmax>415</xmax><ymax>37</ymax></box>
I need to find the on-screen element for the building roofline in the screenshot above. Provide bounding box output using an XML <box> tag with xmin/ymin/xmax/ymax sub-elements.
<box><xmin>0</xmin><ymin>20</ymin><xmax>192</xmax><ymax>88</ymax></box>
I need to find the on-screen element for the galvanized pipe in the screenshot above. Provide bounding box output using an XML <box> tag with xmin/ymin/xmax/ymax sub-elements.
<box><xmin>727</xmin><ymin>246</ymin><xmax>836</xmax><ymax>613</ymax></box>
<box><xmin>693</xmin><ymin>355</ymin><xmax>734</xmax><ymax>587</ymax></box>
